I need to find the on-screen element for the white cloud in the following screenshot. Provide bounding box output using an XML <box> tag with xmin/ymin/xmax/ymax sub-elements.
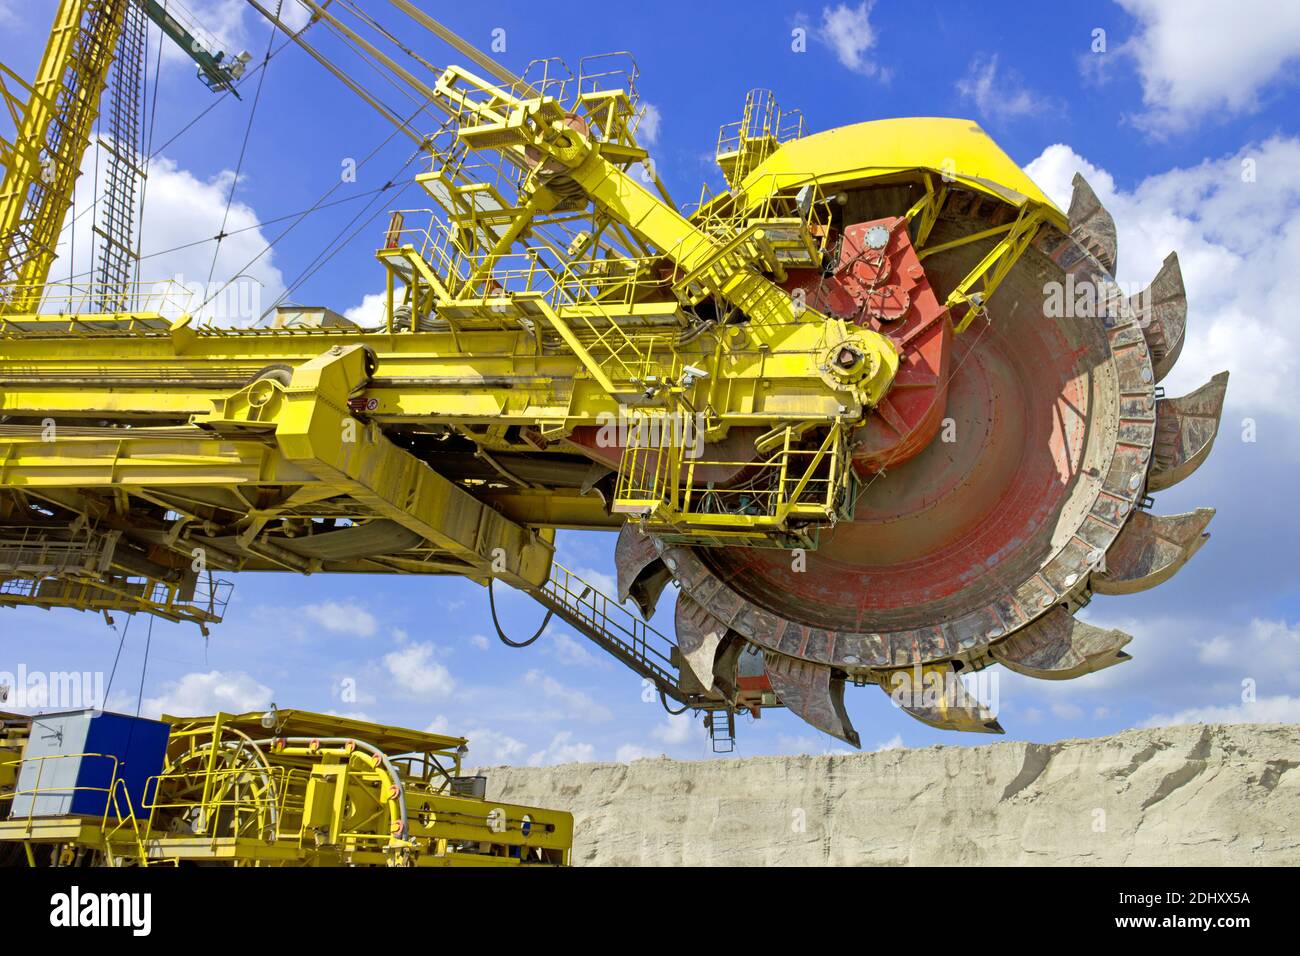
<box><xmin>817</xmin><ymin>2</ymin><xmax>887</xmax><ymax>78</ymax></box>
<box><xmin>426</xmin><ymin>714</ymin><xmax>451</xmax><ymax>733</ymax></box>
<box><xmin>565</xmin><ymin>566</ymin><xmax>639</xmax><ymax>614</ymax></box>
<box><xmin>277</xmin><ymin>0</ymin><xmax>314</xmax><ymax>31</ymax></box>
<box><xmin>874</xmin><ymin>734</ymin><xmax>904</xmax><ymax>752</ymax></box>
<box><xmin>522</xmin><ymin>669</ymin><xmax>613</xmax><ymax>723</ymax></box>
<box><xmin>1025</xmin><ymin>137</ymin><xmax>1300</xmax><ymax>425</ymax></box>
<box><xmin>528</xmin><ymin>731</ymin><xmax>596</xmax><ymax>766</ymax></box>
<box><xmin>1050</xmin><ymin>701</ymin><xmax>1084</xmax><ymax>720</ymax></box>
<box><xmin>467</xmin><ymin>728</ymin><xmax>527</xmax><ymax>765</ymax></box>
<box><xmin>609</xmin><ymin>715</ymin><xmax>701</xmax><ymax>762</ymax></box>
<box><xmin>383</xmin><ymin>642</ymin><xmax>455</xmax><ymax>697</ymax></box>
<box><xmin>142</xmin><ymin>669</ymin><xmax>272</xmax><ymax>718</ymax></box>
<box><xmin>344</xmin><ymin>291</ymin><xmax>386</xmax><ymax>327</ymax></box>
<box><xmin>1115</xmin><ymin>0</ymin><xmax>1300</xmax><ymax>133</ymax></box>
<box><xmin>1185</xmin><ymin>619</ymin><xmax>1300</xmax><ymax>687</ymax></box>
<box><xmin>956</xmin><ymin>54</ymin><xmax>1049</xmax><ymax>120</ymax></box>
<box><xmin>53</xmin><ymin>149</ymin><xmax>285</xmax><ymax>326</ymax></box>
<box><xmin>430</xmin><ymin>715</ymin><xmax>527</xmax><ymax>765</ymax></box>
<box><xmin>571</xmin><ymin>567</ymin><xmax>619</xmax><ymax>600</ymax></box>
<box><xmin>1005</xmin><ymin>606</ymin><xmax>1300</xmax><ymax>733</ymax></box>
<box><xmin>651</xmin><ymin>712</ymin><xmax>698</xmax><ymax>746</ymax></box>
<box><xmin>469</xmin><ymin>634</ymin><xmax>491</xmax><ymax>650</ymax></box>
<box><xmin>1144</xmin><ymin>694</ymin><xmax>1300</xmax><ymax>726</ymax></box>
<box><xmin>637</xmin><ymin>103</ymin><xmax>662</xmax><ymax>145</ymax></box>
<box><xmin>326</xmin><ymin>709</ymin><xmax>371</xmax><ymax>722</ymax></box>
<box><xmin>541</xmin><ymin>630</ymin><xmax>607</xmax><ymax>668</ymax></box>
<box><xmin>163</xmin><ymin>0</ymin><xmax>249</xmax><ymax>65</ymax></box>
<box><xmin>302</xmin><ymin>600</ymin><xmax>377</xmax><ymax>638</ymax></box>
<box><xmin>1195</xmin><ymin>635</ymin><xmax>1235</xmax><ymax>665</ymax></box>
<box><xmin>427</xmin><ymin>712</ymin><xmax>527</xmax><ymax>765</ymax></box>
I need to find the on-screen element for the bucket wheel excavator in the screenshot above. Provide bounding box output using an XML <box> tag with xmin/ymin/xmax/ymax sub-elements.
<box><xmin>0</xmin><ymin>1</ymin><xmax>1227</xmax><ymax>749</ymax></box>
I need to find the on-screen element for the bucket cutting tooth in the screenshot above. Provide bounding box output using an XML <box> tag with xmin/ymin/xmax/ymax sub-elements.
<box><xmin>1149</xmin><ymin>371</ymin><xmax>1229</xmax><ymax>492</ymax></box>
<box><xmin>1093</xmin><ymin>509</ymin><xmax>1214</xmax><ymax>595</ymax></box>
<box><xmin>1131</xmin><ymin>252</ymin><xmax>1188</xmax><ymax>382</ymax></box>
<box><xmin>763</xmin><ymin>653</ymin><xmax>860</xmax><ymax>748</ymax></box>
<box><xmin>990</xmin><ymin>606</ymin><xmax>1132</xmax><ymax>680</ymax></box>
<box><xmin>1068</xmin><ymin>173</ymin><xmax>1117</xmax><ymax>274</ymax></box>
<box><xmin>877</xmin><ymin>662</ymin><xmax>1003</xmax><ymax>734</ymax></box>
<box><xmin>614</xmin><ymin>522</ymin><xmax>670</xmax><ymax>618</ymax></box>
<box><xmin>674</xmin><ymin>593</ymin><xmax>729</xmax><ymax>693</ymax></box>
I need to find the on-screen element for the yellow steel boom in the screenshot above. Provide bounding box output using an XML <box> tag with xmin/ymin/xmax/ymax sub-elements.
<box><xmin>2</xmin><ymin>1</ymin><xmax>1191</xmax><ymax>754</ymax></box>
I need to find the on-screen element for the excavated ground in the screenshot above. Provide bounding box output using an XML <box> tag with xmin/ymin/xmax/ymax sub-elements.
<box><xmin>479</xmin><ymin>723</ymin><xmax>1300</xmax><ymax>866</ymax></box>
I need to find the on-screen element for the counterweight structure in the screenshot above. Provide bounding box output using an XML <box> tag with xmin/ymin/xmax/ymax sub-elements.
<box><xmin>0</xmin><ymin>1</ymin><xmax>1228</xmax><ymax>748</ymax></box>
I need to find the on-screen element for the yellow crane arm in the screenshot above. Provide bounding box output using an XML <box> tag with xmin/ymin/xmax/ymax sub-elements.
<box><xmin>0</xmin><ymin>0</ymin><xmax>128</xmax><ymax>308</ymax></box>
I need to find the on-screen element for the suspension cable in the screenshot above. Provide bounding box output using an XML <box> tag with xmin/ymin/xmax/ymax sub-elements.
<box><xmin>103</xmin><ymin>612</ymin><xmax>133</xmax><ymax>702</ymax></box>
<box><xmin>249</xmin><ymin>149</ymin><xmax>422</xmax><ymax>322</ymax></box>
<box><xmin>204</xmin><ymin>0</ymin><xmax>282</xmax><ymax>291</ymax></box>
<box><xmin>133</xmin><ymin>613</ymin><xmax>154</xmax><ymax>718</ymax></box>
<box><xmin>134</xmin><ymin>0</ymin><xmax>167</xmax><ymax>293</ymax></box>
<box><xmin>52</xmin><ymin>23</ymin><xmax>304</xmax><ymax>251</ymax></box>
<box><xmin>201</xmin><ymin>102</ymin><xmax>440</xmax><ymax>321</ymax></box>
<box><xmin>57</xmin><ymin>177</ymin><xmax>417</xmax><ymax>286</ymax></box>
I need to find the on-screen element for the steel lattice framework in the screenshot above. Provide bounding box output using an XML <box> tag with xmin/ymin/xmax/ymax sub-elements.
<box><xmin>0</xmin><ymin>1</ymin><xmax>1228</xmax><ymax>749</ymax></box>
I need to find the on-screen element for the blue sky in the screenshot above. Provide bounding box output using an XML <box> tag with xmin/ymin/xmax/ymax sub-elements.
<box><xmin>3</xmin><ymin>0</ymin><xmax>1300</xmax><ymax>764</ymax></box>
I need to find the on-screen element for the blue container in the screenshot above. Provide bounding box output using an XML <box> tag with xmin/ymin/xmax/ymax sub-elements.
<box><xmin>10</xmin><ymin>709</ymin><xmax>170</xmax><ymax>819</ymax></box>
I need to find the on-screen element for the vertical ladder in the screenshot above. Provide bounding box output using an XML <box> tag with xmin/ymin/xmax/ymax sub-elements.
<box><xmin>0</xmin><ymin>0</ymin><xmax>128</xmax><ymax>308</ymax></box>
<box><xmin>703</xmin><ymin>708</ymin><xmax>735</xmax><ymax>753</ymax></box>
<box><xmin>93</xmin><ymin>0</ymin><xmax>147</xmax><ymax>311</ymax></box>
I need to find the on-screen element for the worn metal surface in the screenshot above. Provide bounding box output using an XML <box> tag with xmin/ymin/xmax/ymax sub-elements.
<box><xmin>762</xmin><ymin>652</ymin><xmax>859</xmax><ymax>747</ymax></box>
<box><xmin>785</xmin><ymin>216</ymin><xmax>952</xmax><ymax>474</ymax></box>
<box><xmin>990</xmin><ymin>606</ymin><xmax>1132</xmax><ymax>680</ymax></box>
<box><xmin>673</xmin><ymin>594</ymin><xmax>729</xmax><ymax>693</ymax></box>
<box><xmin>0</xmin><ymin>1</ymin><xmax>1229</xmax><ymax>747</ymax></box>
<box><xmin>876</xmin><ymin>662</ymin><xmax>1003</xmax><ymax>734</ymax></box>
<box><xmin>646</xmin><ymin>165</ymin><xmax>1229</xmax><ymax>742</ymax></box>
<box><xmin>663</xmin><ymin>209</ymin><xmax>1155</xmax><ymax>670</ymax></box>
<box><xmin>1067</xmin><ymin>173</ymin><xmax>1118</xmax><ymax>274</ymax></box>
<box><xmin>1093</xmin><ymin>509</ymin><xmax>1215</xmax><ymax>595</ymax></box>
<box><xmin>614</xmin><ymin>522</ymin><xmax>671</xmax><ymax>620</ymax></box>
<box><xmin>1132</xmin><ymin>251</ymin><xmax>1188</xmax><ymax>383</ymax></box>
<box><xmin>1149</xmin><ymin>371</ymin><xmax>1229</xmax><ymax>492</ymax></box>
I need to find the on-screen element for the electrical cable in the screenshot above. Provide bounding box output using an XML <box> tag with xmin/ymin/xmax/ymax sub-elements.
<box><xmin>487</xmin><ymin>578</ymin><xmax>552</xmax><ymax>648</ymax></box>
<box><xmin>659</xmin><ymin>691</ymin><xmax>688</xmax><ymax>715</ymax></box>
<box><xmin>314</xmin><ymin>1</ymin><xmax>446</xmax><ymax>126</ymax></box>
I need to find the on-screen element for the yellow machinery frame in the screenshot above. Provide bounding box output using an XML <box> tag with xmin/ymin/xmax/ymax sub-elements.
<box><xmin>0</xmin><ymin>2</ymin><xmax>1065</xmax><ymax>725</ymax></box>
<box><xmin>0</xmin><ymin>709</ymin><xmax>573</xmax><ymax>866</ymax></box>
